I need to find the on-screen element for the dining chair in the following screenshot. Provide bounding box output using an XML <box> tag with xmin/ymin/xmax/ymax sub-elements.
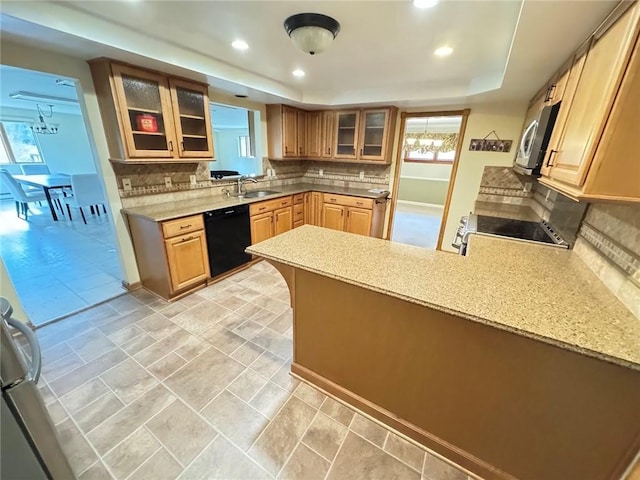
<box><xmin>0</xmin><ymin>169</ymin><xmax>60</xmax><ymax>221</ymax></box>
<box><xmin>64</xmin><ymin>174</ymin><xmax>107</xmax><ymax>224</ymax></box>
<box><xmin>20</xmin><ymin>164</ymin><xmax>51</xmax><ymax>175</ymax></box>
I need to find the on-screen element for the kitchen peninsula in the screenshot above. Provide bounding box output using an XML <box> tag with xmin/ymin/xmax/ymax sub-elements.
<box><xmin>247</xmin><ymin>225</ymin><xmax>640</xmax><ymax>480</ymax></box>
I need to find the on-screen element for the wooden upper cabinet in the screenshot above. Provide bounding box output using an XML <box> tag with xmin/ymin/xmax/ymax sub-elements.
<box><xmin>297</xmin><ymin>110</ymin><xmax>307</xmax><ymax>157</ymax></box>
<box><xmin>546</xmin><ymin>3</ymin><xmax>638</xmax><ymax>187</ymax></box>
<box><xmin>168</xmin><ymin>79</ymin><xmax>214</xmax><ymax>158</ymax></box>
<box><xmin>540</xmin><ymin>50</ymin><xmax>588</xmax><ymax>176</ymax></box>
<box><xmin>321</xmin><ymin>111</ymin><xmax>335</xmax><ymax>159</ymax></box>
<box><xmin>89</xmin><ymin>60</ymin><xmax>213</xmax><ymax>161</ymax></box>
<box><xmin>359</xmin><ymin>109</ymin><xmax>392</xmax><ymax>161</ymax></box>
<box><xmin>334</xmin><ymin>111</ymin><xmax>360</xmax><ymax>159</ymax></box>
<box><xmin>110</xmin><ymin>64</ymin><xmax>177</xmax><ymax>158</ymax></box>
<box><xmin>282</xmin><ymin>106</ymin><xmax>299</xmax><ymax>157</ymax></box>
<box><xmin>539</xmin><ymin>2</ymin><xmax>640</xmax><ymax>202</ymax></box>
<box><xmin>306</xmin><ymin>111</ymin><xmax>323</xmax><ymax>158</ymax></box>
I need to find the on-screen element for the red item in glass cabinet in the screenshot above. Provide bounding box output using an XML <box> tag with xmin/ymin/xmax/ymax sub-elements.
<box><xmin>136</xmin><ymin>114</ymin><xmax>158</xmax><ymax>133</ymax></box>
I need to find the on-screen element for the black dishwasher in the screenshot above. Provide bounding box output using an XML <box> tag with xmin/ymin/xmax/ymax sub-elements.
<box><xmin>204</xmin><ymin>204</ymin><xmax>252</xmax><ymax>277</ymax></box>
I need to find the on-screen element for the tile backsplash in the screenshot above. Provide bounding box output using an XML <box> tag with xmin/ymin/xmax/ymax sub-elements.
<box><xmin>573</xmin><ymin>204</ymin><xmax>640</xmax><ymax>319</ymax></box>
<box><xmin>116</xmin><ymin>158</ymin><xmax>391</xmax><ymax>208</ymax></box>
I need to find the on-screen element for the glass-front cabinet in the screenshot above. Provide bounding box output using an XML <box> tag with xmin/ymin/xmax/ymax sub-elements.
<box><xmin>91</xmin><ymin>60</ymin><xmax>214</xmax><ymax>161</ymax></box>
<box><xmin>169</xmin><ymin>79</ymin><xmax>214</xmax><ymax>158</ymax></box>
<box><xmin>359</xmin><ymin>109</ymin><xmax>390</xmax><ymax>161</ymax></box>
<box><xmin>334</xmin><ymin>111</ymin><xmax>360</xmax><ymax>159</ymax></box>
<box><xmin>111</xmin><ymin>64</ymin><xmax>176</xmax><ymax>158</ymax></box>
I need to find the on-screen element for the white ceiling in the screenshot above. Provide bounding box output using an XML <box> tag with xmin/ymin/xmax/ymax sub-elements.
<box><xmin>0</xmin><ymin>0</ymin><xmax>619</xmax><ymax>107</ymax></box>
<box><xmin>0</xmin><ymin>65</ymin><xmax>81</xmax><ymax>115</ymax></box>
<box><xmin>210</xmin><ymin>103</ymin><xmax>250</xmax><ymax>130</ymax></box>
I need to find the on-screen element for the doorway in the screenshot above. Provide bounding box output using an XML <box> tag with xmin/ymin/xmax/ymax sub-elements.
<box><xmin>389</xmin><ymin>111</ymin><xmax>468</xmax><ymax>250</ymax></box>
<box><xmin>0</xmin><ymin>65</ymin><xmax>124</xmax><ymax>326</ymax></box>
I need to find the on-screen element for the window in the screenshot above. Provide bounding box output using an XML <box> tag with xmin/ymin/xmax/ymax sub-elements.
<box><xmin>237</xmin><ymin>135</ymin><xmax>253</xmax><ymax>158</ymax></box>
<box><xmin>0</xmin><ymin>122</ymin><xmax>45</xmax><ymax>164</ymax></box>
<box><xmin>403</xmin><ymin>133</ymin><xmax>458</xmax><ymax>164</ymax></box>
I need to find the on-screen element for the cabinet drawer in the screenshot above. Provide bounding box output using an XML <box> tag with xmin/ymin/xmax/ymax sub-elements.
<box><xmin>323</xmin><ymin>193</ymin><xmax>373</xmax><ymax>209</ymax></box>
<box><xmin>293</xmin><ymin>219</ymin><xmax>304</xmax><ymax>229</ymax></box>
<box><xmin>293</xmin><ymin>203</ymin><xmax>304</xmax><ymax>220</ymax></box>
<box><xmin>293</xmin><ymin>193</ymin><xmax>304</xmax><ymax>204</ymax></box>
<box><xmin>161</xmin><ymin>214</ymin><xmax>204</xmax><ymax>238</ymax></box>
<box><xmin>249</xmin><ymin>196</ymin><xmax>293</xmax><ymax>216</ymax></box>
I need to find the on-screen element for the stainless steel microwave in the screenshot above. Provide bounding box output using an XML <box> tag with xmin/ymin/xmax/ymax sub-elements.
<box><xmin>513</xmin><ymin>102</ymin><xmax>561</xmax><ymax>175</ymax></box>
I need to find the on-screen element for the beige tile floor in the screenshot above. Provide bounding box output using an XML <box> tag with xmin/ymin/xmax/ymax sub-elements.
<box><xmin>30</xmin><ymin>261</ymin><xmax>474</xmax><ymax>480</ymax></box>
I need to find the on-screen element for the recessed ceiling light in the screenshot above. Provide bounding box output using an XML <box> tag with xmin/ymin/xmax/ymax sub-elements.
<box><xmin>231</xmin><ymin>40</ymin><xmax>249</xmax><ymax>51</ymax></box>
<box><xmin>234</xmin><ymin>94</ymin><xmax>248</xmax><ymax>98</ymax></box>
<box><xmin>434</xmin><ymin>46</ymin><xmax>453</xmax><ymax>57</ymax></box>
<box><xmin>413</xmin><ymin>0</ymin><xmax>438</xmax><ymax>8</ymax></box>
<box><xmin>292</xmin><ymin>69</ymin><xmax>306</xmax><ymax>78</ymax></box>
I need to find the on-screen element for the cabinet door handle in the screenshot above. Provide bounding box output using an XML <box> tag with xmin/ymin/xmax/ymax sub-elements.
<box><xmin>179</xmin><ymin>224</ymin><xmax>192</xmax><ymax>229</ymax></box>
<box><xmin>546</xmin><ymin>149</ymin><xmax>558</xmax><ymax>167</ymax></box>
<box><xmin>299</xmin><ymin>147</ymin><xmax>302</xmax><ymax>155</ymax></box>
<box><xmin>360</xmin><ymin>148</ymin><xmax>363</xmax><ymax>157</ymax></box>
<box><xmin>328</xmin><ymin>147</ymin><xmax>331</xmax><ymax>155</ymax></box>
<box><xmin>545</xmin><ymin>84</ymin><xmax>557</xmax><ymax>102</ymax></box>
<box><xmin>180</xmin><ymin>141</ymin><xmax>185</xmax><ymax>151</ymax></box>
<box><xmin>168</xmin><ymin>141</ymin><xmax>174</xmax><ymax>152</ymax></box>
<box><xmin>259</xmin><ymin>206</ymin><xmax>266</xmax><ymax>211</ymax></box>
<box><xmin>356</xmin><ymin>202</ymin><xmax>363</xmax><ymax>206</ymax></box>
<box><xmin>178</xmin><ymin>236</ymin><xmax>195</xmax><ymax>243</ymax></box>
<box><xmin>281</xmin><ymin>201</ymin><xmax>287</xmax><ymax>205</ymax></box>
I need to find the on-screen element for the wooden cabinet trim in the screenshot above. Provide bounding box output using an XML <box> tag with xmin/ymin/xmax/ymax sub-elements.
<box><xmin>168</xmin><ymin>78</ymin><xmax>214</xmax><ymax>159</ymax></box>
<box><xmin>164</xmin><ymin>230</ymin><xmax>210</xmax><ymax>292</ymax></box>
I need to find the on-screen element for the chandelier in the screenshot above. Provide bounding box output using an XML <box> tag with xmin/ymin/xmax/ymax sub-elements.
<box><xmin>31</xmin><ymin>104</ymin><xmax>59</xmax><ymax>135</ymax></box>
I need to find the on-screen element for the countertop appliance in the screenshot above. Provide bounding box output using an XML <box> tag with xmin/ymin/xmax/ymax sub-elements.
<box><xmin>514</xmin><ymin>102</ymin><xmax>561</xmax><ymax>176</ymax></box>
<box><xmin>204</xmin><ymin>204</ymin><xmax>252</xmax><ymax>277</ymax></box>
<box><xmin>1</xmin><ymin>297</ymin><xmax>74</xmax><ymax>479</ymax></box>
<box><xmin>452</xmin><ymin>214</ymin><xmax>569</xmax><ymax>255</ymax></box>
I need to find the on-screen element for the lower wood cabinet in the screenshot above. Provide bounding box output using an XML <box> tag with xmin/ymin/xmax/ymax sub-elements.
<box><xmin>250</xmin><ymin>196</ymin><xmax>293</xmax><ymax>244</ymax></box>
<box><xmin>127</xmin><ymin>213</ymin><xmax>210</xmax><ymax>300</ymax></box>
<box><xmin>304</xmin><ymin>192</ymin><xmax>323</xmax><ymax>226</ymax></box>
<box><xmin>321</xmin><ymin>193</ymin><xmax>385</xmax><ymax>237</ymax></box>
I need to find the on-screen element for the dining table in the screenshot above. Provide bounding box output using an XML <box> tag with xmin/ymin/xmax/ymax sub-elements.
<box><xmin>13</xmin><ymin>174</ymin><xmax>72</xmax><ymax>221</ymax></box>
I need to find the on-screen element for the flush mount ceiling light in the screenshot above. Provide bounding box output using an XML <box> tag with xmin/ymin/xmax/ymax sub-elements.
<box><xmin>284</xmin><ymin>13</ymin><xmax>341</xmax><ymax>55</ymax></box>
<box><xmin>413</xmin><ymin>0</ymin><xmax>438</xmax><ymax>8</ymax></box>
<box><xmin>434</xmin><ymin>46</ymin><xmax>454</xmax><ymax>57</ymax></box>
<box><xmin>231</xmin><ymin>39</ymin><xmax>249</xmax><ymax>51</ymax></box>
<box><xmin>292</xmin><ymin>69</ymin><xmax>306</xmax><ymax>77</ymax></box>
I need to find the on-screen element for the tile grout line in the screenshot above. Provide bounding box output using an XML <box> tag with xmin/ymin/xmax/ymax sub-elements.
<box><xmin>139</xmin><ymin>425</ymin><xmax>188</xmax><ymax>470</ymax></box>
<box><xmin>121</xmin><ymin>442</ymin><xmax>164</xmax><ymax>480</ymax></box>
<box><xmin>276</xmin><ymin>408</ymin><xmax>322</xmax><ymax>478</ymax></box>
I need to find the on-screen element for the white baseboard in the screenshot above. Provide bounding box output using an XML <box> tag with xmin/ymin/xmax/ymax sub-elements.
<box><xmin>396</xmin><ymin>200</ymin><xmax>445</xmax><ymax>208</ymax></box>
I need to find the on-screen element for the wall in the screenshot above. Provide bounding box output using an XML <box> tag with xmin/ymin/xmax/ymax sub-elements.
<box><xmin>398</xmin><ymin>162</ymin><xmax>452</xmax><ymax>205</ymax></box>
<box><xmin>0</xmin><ymin>106</ymin><xmax>96</xmax><ymax>175</ymax></box>
<box><xmin>441</xmin><ymin>103</ymin><xmax>527</xmax><ymax>252</ymax></box>
<box><xmin>573</xmin><ymin>204</ymin><xmax>640</xmax><ymax>319</ymax></box>
<box><xmin>0</xmin><ymin>258</ymin><xmax>28</xmax><ymax>324</ymax></box>
<box><xmin>0</xmin><ymin>40</ymin><xmax>140</xmax><ymax>285</ymax></box>
<box><xmin>211</xmin><ymin>128</ymin><xmax>258</xmax><ymax>176</ymax></box>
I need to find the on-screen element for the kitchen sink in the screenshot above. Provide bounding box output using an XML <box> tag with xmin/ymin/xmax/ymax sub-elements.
<box><xmin>242</xmin><ymin>190</ymin><xmax>281</xmax><ymax>198</ymax></box>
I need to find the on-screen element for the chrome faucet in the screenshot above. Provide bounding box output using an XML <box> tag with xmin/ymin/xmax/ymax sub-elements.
<box><xmin>237</xmin><ymin>175</ymin><xmax>258</xmax><ymax>195</ymax></box>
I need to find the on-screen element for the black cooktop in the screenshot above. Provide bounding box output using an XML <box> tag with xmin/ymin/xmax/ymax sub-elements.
<box><xmin>476</xmin><ymin>215</ymin><xmax>556</xmax><ymax>244</ymax></box>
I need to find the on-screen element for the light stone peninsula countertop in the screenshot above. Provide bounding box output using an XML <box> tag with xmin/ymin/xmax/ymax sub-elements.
<box><xmin>246</xmin><ymin>225</ymin><xmax>640</xmax><ymax>371</ymax></box>
<box><xmin>122</xmin><ymin>183</ymin><xmax>388</xmax><ymax>222</ymax></box>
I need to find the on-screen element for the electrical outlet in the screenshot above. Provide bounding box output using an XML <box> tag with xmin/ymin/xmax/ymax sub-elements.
<box><xmin>122</xmin><ymin>178</ymin><xmax>132</xmax><ymax>192</ymax></box>
<box><xmin>523</xmin><ymin>182</ymin><xmax>533</xmax><ymax>193</ymax></box>
<box><xmin>319</xmin><ymin>169</ymin><xmax>324</xmax><ymax>176</ymax></box>
<box><xmin>189</xmin><ymin>175</ymin><xmax>197</xmax><ymax>186</ymax></box>
<box><xmin>164</xmin><ymin>177</ymin><xmax>172</xmax><ymax>188</ymax></box>
<box><xmin>359</xmin><ymin>171</ymin><xmax>365</xmax><ymax>180</ymax></box>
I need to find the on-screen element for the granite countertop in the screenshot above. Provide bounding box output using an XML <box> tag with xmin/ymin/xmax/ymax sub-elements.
<box><xmin>246</xmin><ymin>225</ymin><xmax>640</xmax><ymax>371</ymax></box>
<box><xmin>122</xmin><ymin>183</ymin><xmax>389</xmax><ymax>222</ymax></box>
<box><xmin>474</xmin><ymin>201</ymin><xmax>541</xmax><ymax>222</ymax></box>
